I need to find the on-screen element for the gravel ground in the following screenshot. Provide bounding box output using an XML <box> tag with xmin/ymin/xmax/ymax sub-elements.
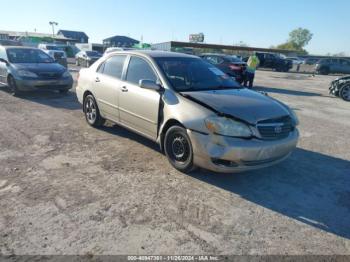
<box><xmin>0</xmin><ymin>70</ymin><xmax>349</xmax><ymax>255</ymax></box>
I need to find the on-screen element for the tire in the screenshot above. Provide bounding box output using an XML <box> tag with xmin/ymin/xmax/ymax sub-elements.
<box><xmin>83</xmin><ymin>94</ymin><xmax>105</xmax><ymax>127</ymax></box>
<box><xmin>339</xmin><ymin>84</ymin><xmax>350</xmax><ymax>101</ymax></box>
<box><xmin>164</xmin><ymin>125</ymin><xmax>195</xmax><ymax>173</ymax></box>
<box><xmin>76</xmin><ymin>59</ymin><xmax>80</xmax><ymax>66</ymax></box>
<box><xmin>319</xmin><ymin>67</ymin><xmax>329</xmax><ymax>75</ymax></box>
<box><xmin>7</xmin><ymin>75</ymin><xmax>21</xmax><ymax>96</ymax></box>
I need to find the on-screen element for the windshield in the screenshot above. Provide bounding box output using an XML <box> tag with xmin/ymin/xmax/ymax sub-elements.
<box><xmin>86</xmin><ymin>51</ymin><xmax>101</xmax><ymax>57</ymax></box>
<box><xmin>155</xmin><ymin>57</ymin><xmax>241</xmax><ymax>92</ymax></box>
<box><xmin>6</xmin><ymin>48</ymin><xmax>55</xmax><ymax>63</ymax></box>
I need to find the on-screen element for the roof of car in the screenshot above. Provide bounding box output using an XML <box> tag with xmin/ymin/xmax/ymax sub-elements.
<box><xmin>107</xmin><ymin>50</ymin><xmax>199</xmax><ymax>59</ymax></box>
<box><xmin>1</xmin><ymin>46</ymin><xmax>39</xmax><ymax>50</ymax></box>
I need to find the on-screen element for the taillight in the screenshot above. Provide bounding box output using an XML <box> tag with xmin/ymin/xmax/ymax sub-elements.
<box><xmin>229</xmin><ymin>64</ymin><xmax>241</xmax><ymax>71</ymax></box>
<box><xmin>77</xmin><ymin>72</ymin><xmax>80</xmax><ymax>81</ymax></box>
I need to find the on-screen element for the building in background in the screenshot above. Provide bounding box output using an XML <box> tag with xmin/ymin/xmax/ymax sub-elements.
<box><xmin>57</xmin><ymin>30</ymin><xmax>89</xmax><ymax>43</ymax></box>
<box><xmin>189</xmin><ymin>33</ymin><xmax>204</xmax><ymax>43</ymax></box>
<box><xmin>0</xmin><ymin>30</ymin><xmax>76</xmax><ymax>46</ymax></box>
<box><xmin>103</xmin><ymin>35</ymin><xmax>139</xmax><ymax>48</ymax></box>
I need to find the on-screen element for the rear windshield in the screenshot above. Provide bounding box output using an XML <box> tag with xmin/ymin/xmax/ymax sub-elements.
<box><xmin>6</xmin><ymin>48</ymin><xmax>54</xmax><ymax>63</ymax></box>
<box><xmin>225</xmin><ymin>56</ymin><xmax>242</xmax><ymax>63</ymax></box>
<box><xmin>86</xmin><ymin>51</ymin><xmax>101</xmax><ymax>57</ymax></box>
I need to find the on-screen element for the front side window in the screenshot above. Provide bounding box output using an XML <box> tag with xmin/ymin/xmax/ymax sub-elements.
<box><xmin>126</xmin><ymin>56</ymin><xmax>157</xmax><ymax>85</ymax></box>
<box><xmin>102</xmin><ymin>55</ymin><xmax>126</xmax><ymax>79</ymax></box>
<box><xmin>6</xmin><ymin>48</ymin><xmax>54</xmax><ymax>64</ymax></box>
<box><xmin>155</xmin><ymin>57</ymin><xmax>241</xmax><ymax>92</ymax></box>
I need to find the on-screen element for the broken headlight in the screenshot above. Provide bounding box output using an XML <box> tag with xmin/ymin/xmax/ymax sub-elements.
<box><xmin>205</xmin><ymin>116</ymin><xmax>253</xmax><ymax>138</ymax></box>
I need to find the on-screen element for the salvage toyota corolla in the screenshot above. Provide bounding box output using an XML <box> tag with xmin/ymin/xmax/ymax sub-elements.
<box><xmin>76</xmin><ymin>50</ymin><xmax>299</xmax><ymax>173</ymax></box>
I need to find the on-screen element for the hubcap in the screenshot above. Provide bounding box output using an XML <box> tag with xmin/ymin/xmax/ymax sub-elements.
<box><xmin>85</xmin><ymin>98</ymin><xmax>97</xmax><ymax>123</ymax></box>
<box><xmin>170</xmin><ymin>135</ymin><xmax>189</xmax><ymax>162</ymax></box>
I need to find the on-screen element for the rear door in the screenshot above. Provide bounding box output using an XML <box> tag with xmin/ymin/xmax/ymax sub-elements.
<box><xmin>92</xmin><ymin>55</ymin><xmax>127</xmax><ymax>122</ymax></box>
<box><xmin>118</xmin><ymin>55</ymin><xmax>161</xmax><ymax>140</ymax></box>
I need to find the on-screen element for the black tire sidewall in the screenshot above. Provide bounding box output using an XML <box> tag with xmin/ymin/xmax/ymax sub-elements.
<box><xmin>8</xmin><ymin>76</ymin><xmax>20</xmax><ymax>96</ymax></box>
<box><xmin>164</xmin><ymin>126</ymin><xmax>194</xmax><ymax>173</ymax></box>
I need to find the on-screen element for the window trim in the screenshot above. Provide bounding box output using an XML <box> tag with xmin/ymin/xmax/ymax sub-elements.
<box><xmin>124</xmin><ymin>55</ymin><xmax>160</xmax><ymax>86</ymax></box>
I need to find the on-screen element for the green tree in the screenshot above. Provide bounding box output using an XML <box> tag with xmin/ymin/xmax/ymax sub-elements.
<box><xmin>276</xmin><ymin>27</ymin><xmax>313</xmax><ymax>54</ymax></box>
<box><xmin>288</xmin><ymin>28</ymin><xmax>313</xmax><ymax>50</ymax></box>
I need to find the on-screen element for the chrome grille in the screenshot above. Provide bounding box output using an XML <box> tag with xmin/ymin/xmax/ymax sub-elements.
<box><xmin>37</xmin><ymin>72</ymin><xmax>62</xmax><ymax>79</ymax></box>
<box><xmin>257</xmin><ymin>116</ymin><xmax>293</xmax><ymax>140</ymax></box>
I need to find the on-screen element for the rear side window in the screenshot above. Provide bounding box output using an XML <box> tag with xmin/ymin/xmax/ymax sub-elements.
<box><xmin>102</xmin><ymin>55</ymin><xmax>126</xmax><ymax>79</ymax></box>
<box><xmin>126</xmin><ymin>56</ymin><xmax>157</xmax><ymax>85</ymax></box>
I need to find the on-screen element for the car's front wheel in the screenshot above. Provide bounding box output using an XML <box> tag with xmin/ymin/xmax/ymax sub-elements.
<box><xmin>7</xmin><ymin>75</ymin><xmax>21</xmax><ymax>96</ymax></box>
<box><xmin>164</xmin><ymin>126</ymin><xmax>195</xmax><ymax>173</ymax></box>
<box><xmin>340</xmin><ymin>84</ymin><xmax>350</xmax><ymax>101</ymax></box>
<box><xmin>83</xmin><ymin>94</ymin><xmax>105</xmax><ymax>127</ymax></box>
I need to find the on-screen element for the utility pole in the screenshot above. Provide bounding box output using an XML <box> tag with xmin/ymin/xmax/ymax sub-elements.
<box><xmin>49</xmin><ymin>21</ymin><xmax>58</xmax><ymax>39</ymax></box>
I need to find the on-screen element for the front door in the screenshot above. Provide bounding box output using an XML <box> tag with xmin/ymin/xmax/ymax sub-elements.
<box><xmin>118</xmin><ymin>56</ymin><xmax>161</xmax><ymax>140</ymax></box>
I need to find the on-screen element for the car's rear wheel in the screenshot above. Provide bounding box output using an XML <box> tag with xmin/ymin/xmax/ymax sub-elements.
<box><xmin>83</xmin><ymin>94</ymin><xmax>105</xmax><ymax>127</ymax></box>
<box><xmin>76</xmin><ymin>59</ymin><xmax>80</xmax><ymax>66</ymax></box>
<box><xmin>319</xmin><ymin>67</ymin><xmax>330</xmax><ymax>75</ymax></box>
<box><xmin>164</xmin><ymin>126</ymin><xmax>195</xmax><ymax>173</ymax></box>
<box><xmin>340</xmin><ymin>84</ymin><xmax>350</xmax><ymax>101</ymax></box>
<box><xmin>7</xmin><ymin>75</ymin><xmax>21</xmax><ymax>96</ymax></box>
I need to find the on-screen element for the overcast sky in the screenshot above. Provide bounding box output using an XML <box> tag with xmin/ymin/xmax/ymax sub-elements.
<box><xmin>1</xmin><ymin>0</ymin><xmax>349</xmax><ymax>55</ymax></box>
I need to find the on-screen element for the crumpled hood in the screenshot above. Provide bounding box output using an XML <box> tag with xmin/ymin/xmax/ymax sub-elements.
<box><xmin>181</xmin><ymin>88</ymin><xmax>290</xmax><ymax>124</ymax></box>
<box><xmin>13</xmin><ymin>63</ymin><xmax>66</xmax><ymax>74</ymax></box>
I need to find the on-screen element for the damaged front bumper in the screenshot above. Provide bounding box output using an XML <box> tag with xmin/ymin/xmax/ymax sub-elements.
<box><xmin>188</xmin><ymin>129</ymin><xmax>299</xmax><ymax>173</ymax></box>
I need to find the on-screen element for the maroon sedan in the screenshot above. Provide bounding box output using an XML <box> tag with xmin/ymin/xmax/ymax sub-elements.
<box><xmin>200</xmin><ymin>54</ymin><xmax>246</xmax><ymax>84</ymax></box>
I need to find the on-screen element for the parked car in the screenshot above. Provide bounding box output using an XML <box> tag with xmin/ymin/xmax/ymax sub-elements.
<box><xmin>315</xmin><ymin>58</ymin><xmax>350</xmax><ymax>75</ymax></box>
<box><xmin>303</xmin><ymin>58</ymin><xmax>320</xmax><ymax>65</ymax></box>
<box><xmin>0</xmin><ymin>40</ymin><xmax>22</xmax><ymax>46</ymax></box>
<box><xmin>253</xmin><ymin>52</ymin><xmax>293</xmax><ymax>72</ymax></box>
<box><xmin>76</xmin><ymin>50</ymin><xmax>299</xmax><ymax>173</ymax></box>
<box><xmin>75</xmin><ymin>50</ymin><xmax>102</xmax><ymax>67</ymax></box>
<box><xmin>329</xmin><ymin>75</ymin><xmax>350</xmax><ymax>101</ymax></box>
<box><xmin>0</xmin><ymin>46</ymin><xmax>73</xmax><ymax>95</ymax></box>
<box><xmin>286</xmin><ymin>57</ymin><xmax>304</xmax><ymax>65</ymax></box>
<box><xmin>38</xmin><ymin>44</ymin><xmax>68</xmax><ymax>68</ymax></box>
<box><xmin>200</xmin><ymin>53</ymin><xmax>246</xmax><ymax>84</ymax></box>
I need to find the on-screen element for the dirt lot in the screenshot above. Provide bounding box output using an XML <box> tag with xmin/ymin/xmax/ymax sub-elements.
<box><xmin>0</xmin><ymin>70</ymin><xmax>349</xmax><ymax>255</ymax></box>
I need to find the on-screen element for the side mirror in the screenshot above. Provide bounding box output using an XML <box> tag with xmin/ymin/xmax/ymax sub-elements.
<box><xmin>139</xmin><ymin>79</ymin><xmax>161</xmax><ymax>91</ymax></box>
<box><xmin>0</xmin><ymin>58</ymin><xmax>9</xmax><ymax>65</ymax></box>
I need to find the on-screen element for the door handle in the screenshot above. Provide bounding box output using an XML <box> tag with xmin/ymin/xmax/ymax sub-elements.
<box><xmin>95</xmin><ymin>77</ymin><xmax>100</xmax><ymax>83</ymax></box>
<box><xmin>121</xmin><ymin>86</ymin><xmax>128</xmax><ymax>92</ymax></box>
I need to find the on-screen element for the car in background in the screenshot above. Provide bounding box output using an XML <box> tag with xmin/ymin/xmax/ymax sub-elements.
<box><xmin>76</xmin><ymin>50</ymin><xmax>299</xmax><ymax>173</ymax></box>
<box><xmin>303</xmin><ymin>58</ymin><xmax>320</xmax><ymax>65</ymax></box>
<box><xmin>200</xmin><ymin>53</ymin><xmax>246</xmax><ymax>84</ymax></box>
<box><xmin>0</xmin><ymin>46</ymin><xmax>73</xmax><ymax>95</ymax></box>
<box><xmin>0</xmin><ymin>40</ymin><xmax>22</xmax><ymax>46</ymax></box>
<box><xmin>315</xmin><ymin>58</ymin><xmax>350</xmax><ymax>75</ymax></box>
<box><xmin>38</xmin><ymin>44</ymin><xmax>68</xmax><ymax>68</ymax></box>
<box><xmin>75</xmin><ymin>50</ymin><xmax>102</xmax><ymax>67</ymax></box>
<box><xmin>286</xmin><ymin>57</ymin><xmax>304</xmax><ymax>65</ymax></box>
<box><xmin>103</xmin><ymin>47</ymin><xmax>134</xmax><ymax>56</ymax></box>
<box><xmin>329</xmin><ymin>75</ymin><xmax>350</xmax><ymax>101</ymax></box>
<box><xmin>254</xmin><ymin>52</ymin><xmax>293</xmax><ymax>72</ymax></box>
